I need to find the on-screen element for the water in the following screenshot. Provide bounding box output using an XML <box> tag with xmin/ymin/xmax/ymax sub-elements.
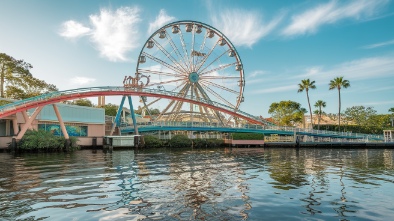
<box><xmin>1</xmin><ymin>148</ymin><xmax>394</xmax><ymax>221</ymax></box>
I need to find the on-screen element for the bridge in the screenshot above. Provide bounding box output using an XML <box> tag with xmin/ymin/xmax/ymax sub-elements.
<box><xmin>120</xmin><ymin>121</ymin><xmax>384</xmax><ymax>141</ymax></box>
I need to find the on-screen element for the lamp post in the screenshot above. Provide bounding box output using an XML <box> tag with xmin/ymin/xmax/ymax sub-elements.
<box><xmin>391</xmin><ymin>117</ymin><xmax>394</xmax><ymax>127</ymax></box>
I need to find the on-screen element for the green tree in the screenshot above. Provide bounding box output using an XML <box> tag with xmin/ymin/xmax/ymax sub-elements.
<box><xmin>71</xmin><ymin>99</ymin><xmax>94</xmax><ymax>107</ymax></box>
<box><xmin>0</xmin><ymin>53</ymin><xmax>33</xmax><ymax>97</ymax></box>
<box><xmin>1</xmin><ymin>53</ymin><xmax>57</xmax><ymax>99</ymax></box>
<box><xmin>298</xmin><ymin>79</ymin><xmax>316</xmax><ymax>128</ymax></box>
<box><xmin>5</xmin><ymin>75</ymin><xmax>57</xmax><ymax>99</ymax></box>
<box><xmin>329</xmin><ymin>76</ymin><xmax>350</xmax><ymax>131</ymax></box>
<box><xmin>389</xmin><ymin>107</ymin><xmax>394</xmax><ymax>114</ymax></box>
<box><xmin>314</xmin><ymin>100</ymin><xmax>326</xmax><ymax>130</ymax></box>
<box><xmin>102</xmin><ymin>103</ymin><xmax>118</xmax><ymax>116</ymax></box>
<box><xmin>268</xmin><ymin>100</ymin><xmax>304</xmax><ymax>126</ymax></box>
<box><xmin>344</xmin><ymin>106</ymin><xmax>376</xmax><ymax>126</ymax></box>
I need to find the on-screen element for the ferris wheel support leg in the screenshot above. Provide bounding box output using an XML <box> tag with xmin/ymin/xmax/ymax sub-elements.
<box><xmin>110</xmin><ymin>96</ymin><xmax>126</xmax><ymax>136</ymax></box>
<box><xmin>127</xmin><ymin>96</ymin><xmax>139</xmax><ymax>135</ymax></box>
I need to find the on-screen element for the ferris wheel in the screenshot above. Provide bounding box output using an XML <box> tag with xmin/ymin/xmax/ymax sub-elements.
<box><xmin>136</xmin><ymin>20</ymin><xmax>245</xmax><ymax>125</ymax></box>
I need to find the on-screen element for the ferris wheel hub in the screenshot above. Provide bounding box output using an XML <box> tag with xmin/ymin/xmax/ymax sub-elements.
<box><xmin>188</xmin><ymin>72</ymin><xmax>199</xmax><ymax>83</ymax></box>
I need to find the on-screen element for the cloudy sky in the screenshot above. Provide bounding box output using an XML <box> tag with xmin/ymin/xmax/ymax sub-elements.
<box><xmin>0</xmin><ymin>0</ymin><xmax>393</xmax><ymax>117</ymax></box>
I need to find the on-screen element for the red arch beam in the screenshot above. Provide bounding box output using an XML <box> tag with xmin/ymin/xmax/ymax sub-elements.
<box><xmin>0</xmin><ymin>90</ymin><xmax>264</xmax><ymax>125</ymax></box>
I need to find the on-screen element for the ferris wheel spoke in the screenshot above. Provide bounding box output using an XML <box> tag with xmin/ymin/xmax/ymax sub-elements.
<box><xmin>191</xmin><ymin>25</ymin><xmax>196</xmax><ymax>71</ymax></box>
<box><xmin>166</xmin><ymin>30</ymin><xmax>191</xmax><ymax>72</ymax></box>
<box><xmin>195</xmin><ymin>83</ymin><xmax>224</xmax><ymax>124</ymax></box>
<box><xmin>142</xmin><ymin>52</ymin><xmax>184</xmax><ymax>74</ymax></box>
<box><xmin>151</xmin><ymin>38</ymin><xmax>189</xmax><ymax>73</ymax></box>
<box><xmin>146</xmin><ymin>81</ymin><xmax>187</xmax><ymax>107</ymax></box>
<box><xmin>156</xmin><ymin>99</ymin><xmax>177</xmax><ymax>121</ymax></box>
<box><xmin>200</xmin><ymin>79</ymin><xmax>239</xmax><ymax>94</ymax></box>
<box><xmin>195</xmin><ymin>41</ymin><xmax>219</xmax><ymax>71</ymax></box>
<box><xmin>199</xmin><ymin>62</ymin><xmax>237</xmax><ymax>76</ymax></box>
<box><xmin>138</xmin><ymin>69</ymin><xmax>184</xmax><ymax>78</ymax></box>
<box><xmin>148</xmin><ymin>78</ymin><xmax>186</xmax><ymax>87</ymax></box>
<box><xmin>201</xmin><ymin>84</ymin><xmax>236</xmax><ymax>108</ymax></box>
<box><xmin>178</xmin><ymin>29</ymin><xmax>192</xmax><ymax>73</ymax></box>
<box><xmin>197</xmin><ymin>49</ymin><xmax>229</xmax><ymax>74</ymax></box>
<box><xmin>194</xmin><ymin>86</ymin><xmax>211</xmax><ymax>122</ymax></box>
<box><xmin>200</xmin><ymin>75</ymin><xmax>240</xmax><ymax>80</ymax></box>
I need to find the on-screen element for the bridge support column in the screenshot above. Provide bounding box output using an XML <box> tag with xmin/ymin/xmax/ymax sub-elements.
<box><xmin>110</xmin><ymin>96</ymin><xmax>126</xmax><ymax>136</ymax></box>
<box><xmin>12</xmin><ymin>118</ymin><xmax>19</xmax><ymax>135</ymax></box>
<box><xmin>53</xmin><ymin>104</ymin><xmax>69</xmax><ymax>139</ymax></box>
<box><xmin>16</xmin><ymin>106</ymin><xmax>44</xmax><ymax>140</ymax></box>
<box><xmin>127</xmin><ymin>96</ymin><xmax>139</xmax><ymax>135</ymax></box>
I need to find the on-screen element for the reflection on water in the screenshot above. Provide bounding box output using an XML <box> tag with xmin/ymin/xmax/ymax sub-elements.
<box><xmin>1</xmin><ymin>148</ymin><xmax>394</xmax><ymax>220</ymax></box>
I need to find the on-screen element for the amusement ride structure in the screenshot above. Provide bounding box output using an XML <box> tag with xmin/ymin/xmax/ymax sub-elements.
<box><xmin>136</xmin><ymin>20</ymin><xmax>245</xmax><ymax>126</ymax></box>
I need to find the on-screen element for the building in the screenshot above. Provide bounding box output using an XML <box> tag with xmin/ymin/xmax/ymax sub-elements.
<box><xmin>0</xmin><ymin>103</ymin><xmax>106</xmax><ymax>148</ymax></box>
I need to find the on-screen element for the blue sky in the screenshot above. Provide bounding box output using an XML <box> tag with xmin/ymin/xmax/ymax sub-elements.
<box><xmin>0</xmin><ymin>0</ymin><xmax>394</xmax><ymax>117</ymax></box>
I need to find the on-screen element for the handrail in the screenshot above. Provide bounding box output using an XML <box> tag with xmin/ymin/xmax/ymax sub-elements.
<box><xmin>0</xmin><ymin>86</ymin><xmax>274</xmax><ymax>125</ymax></box>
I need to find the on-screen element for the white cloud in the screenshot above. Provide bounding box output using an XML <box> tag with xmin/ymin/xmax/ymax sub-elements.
<box><xmin>89</xmin><ymin>7</ymin><xmax>142</xmax><ymax>61</ymax></box>
<box><xmin>70</xmin><ymin>77</ymin><xmax>96</xmax><ymax>85</ymax></box>
<box><xmin>252</xmin><ymin>84</ymin><xmax>297</xmax><ymax>94</ymax></box>
<box><xmin>249</xmin><ymin>70</ymin><xmax>267</xmax><ymax>78</ymax></box>
<box><xmin>59</xmin><ymin>7</ymin><xmax>142</xmax><ymax>62</ymax></box>
<box><xmin>363</xmin><ymin>39</ymin><xmax>394</xmax><ymax>49</ymax></box>
<box><xmin>291</xmin><ymin>56</ymin><xmax>394</xmax><ymax>84</ymax></box>
<box><xmin>282</xmin><ymin>0</ymin><xmax>388</xmax><ymax>36</ymax></box>
<box><xmin>148</xmin><ymin>9</ymin><xmax>176</xmax><ymax>34</ymax></box>
<box><xmin>59</xmin><ymin>20</ymin><xmax>91</xmax><ymax>38</ymax></box>
<box><xmin>211</xmin><ymin>9</ymin><xmax>284</xmax><ymax>47</ymax></box>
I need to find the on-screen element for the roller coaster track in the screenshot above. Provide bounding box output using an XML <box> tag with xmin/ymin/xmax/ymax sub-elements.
<box><xmin>0</xmin><ymin>86</ymin><xmax>274</xmax><ymax>126</ymax></box>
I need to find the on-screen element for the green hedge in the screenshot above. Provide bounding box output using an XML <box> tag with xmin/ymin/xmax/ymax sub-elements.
<box><xmin>168</xmin><ymin>134</ymin><xmax>192</xmax><ymax>148</ymax></box>
<box><xmin>15</xmin><ymin>129</ymin><xmax>79</xmax><ymax>151</ymax></box>
<box><xmin>314</xmin><ymin>125</ymin><xmax>385</xmax><ymax>135</ymax></box>
<box><xmin>192</xmin><ymin>138</ymin><xmax>224</xmax><ymax>148</ymax></box>
<box><xmin>143</xmin><ymin>135</ymin><xmax>162</xmax><ymax>148</ymax></box>
<box><xmin>231</xmin><ymin>133</ymin><xmax>264</xmax><ymax>140</ymax></box>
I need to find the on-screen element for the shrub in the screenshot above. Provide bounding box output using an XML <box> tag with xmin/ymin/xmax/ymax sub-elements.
<box><xmin>207</xmin><ymin>139</ymin><xmax>224</xmax><ymax>147</ymax></box>
<box><xmin>193</xmin><ymin>138</ymin><xmax>208</xmax><ymax>148</ymax></box>
<box><xmin>16</xmin><ymin>129</ymin><xmax>79</xmax><ymax>151</ymax></box>
<box><xmin>143</xmin><ymin>135</ymin><xmax>162</xmax><ymax>148</ymax></box>
<box><xmin>168</xmin><ymin>134</ymin><xmax>192</xmax><ymax>148</ymax></box>
<box><xmin>231</xmin><ymin>133</ymin><xmax>264</xmax><ymax>140</ymax></box>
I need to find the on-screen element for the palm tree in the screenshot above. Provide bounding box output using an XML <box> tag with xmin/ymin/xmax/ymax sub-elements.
<box><xmin>298</xmin><ymin>79</ymin><xmax>316</xmax><ymax>128</ymax></box>
<box><xmin>314</xmin><ymin>100</ymin><xmax>326</xmax><ymax>130</ymax></box>
<box><xmin>329</xmin><ymin>77</ymin><xmax>350</xmax><ymax>131</ymax></box>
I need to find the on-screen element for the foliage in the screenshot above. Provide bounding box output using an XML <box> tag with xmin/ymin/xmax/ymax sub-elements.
<box><xmin>206</xmin><ymin>139</ymin><xmax>224</xmax><ymax>147</ymax></box>
<box><xmin>168</xmin><ymin>134</ymin><xmax>192</xmax><ymax>148</ymax></box>
<box><xmin>389</xmin><ymin>107</ymin><xmax>394</xmax><ymax>114</ymax></box>
<box><xmin>193</xmin><ymin>138</ymin><xmax>208</xmax><ymax>148</ymax></box>
<box><xmin>0</xmin><ymin>53</ymin><xmax>57</xmax><ymax>99</ymax></box>
<box><xmin>102</xmin><ymin>103</ymin><xmax>118</xmax><ymax>116</ymax></box>
<box><xmin>344</xmin><ymin>106</ymin><xmax>377</xmax><ymax>126</ymax></box>
<box><xmin>192</xmin><ymin>138</ymin><xmax>224</xmax><ymax>148</ymax></box>
<box><xmin>232</xmin><ymin>133</ymin><xmax>264</xmax><ymax>140</ymax></box>
<box><xmin>135</xmin><ymin>107</ymin><xmax>160</xmax><ymax>115</ymax></box>
<box><xmin>314</xmin><ymin>100</ymin><xmax>326</xmax><ymax>130</ymax></box>
<box><xmin>143</xmin><ymin>135</ymin><xmax>162</xmax><ymax>148</ymax></box>
<box><xmin>297</xmin><ymin>79</ymin><xmax>316</xmax><ymax>127</ymax></box>
<box><xmin>0</xmin><ymin>100</ymin><xmax>12</xmax><ymax>106</ymax></box>
<box><xmin>329</xmin><ymin>76</ymin><xmax>350</xmax><ymax>131</ymax></box>
<box><xmin>71</xmin><ymin>98</ymin><xmax>94</xmax><ymax>107</ymax></box>
<box><xmin>16</xmin><ymin>129</ymin><xmax>79</xmax><ymax>151</ymax></box>
<box><xmin>315</xmin><ymin>124</ymin><xmax>385</xmax><ymax>135</ymax></box>
<box><xmin>268</xmin><ymin>100</ymin><xmax>304</xmax><ymax>126</ymax></box>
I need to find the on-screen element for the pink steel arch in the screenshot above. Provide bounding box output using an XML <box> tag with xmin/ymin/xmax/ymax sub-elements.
<box><xmin>0</xmin><ymin>88</ymin><xmax>264</xmax><ymax>125</ymax></box>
